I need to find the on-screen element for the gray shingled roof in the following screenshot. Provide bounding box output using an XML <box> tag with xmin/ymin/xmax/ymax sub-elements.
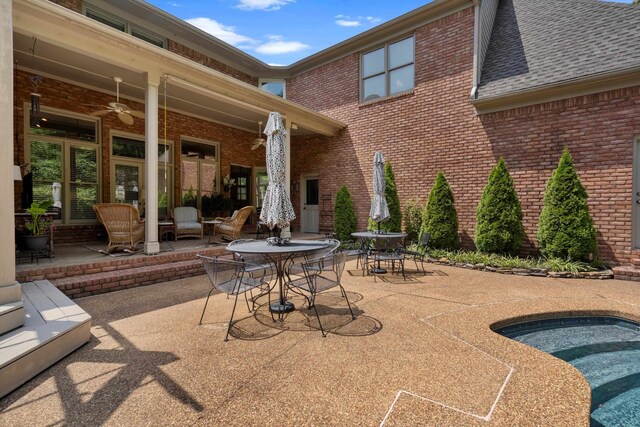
<box><xmin>477</xmin><ymin>0</ymin><xmax>640</xmax><ymax>99</ymax></box>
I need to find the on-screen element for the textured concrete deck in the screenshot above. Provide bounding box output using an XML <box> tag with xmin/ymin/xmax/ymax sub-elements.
<box><xmin>1</xmin><ymin>261</ymin><xmax>639</xmax><ymax>426</ymax></box>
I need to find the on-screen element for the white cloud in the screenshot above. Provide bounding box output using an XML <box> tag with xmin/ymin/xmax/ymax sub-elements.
<box><xmin>334</xmin><ymin>14</ymin><xmax>381</xmax><ymax>27</ymax></box>
<box><xmin>236</xmin><ymin>0</ymin><xmax>295</xmax><ymax>11</ymax></box>
<box><xmin>255</xmin><ymin>35</ymin><xmax>309</xmax><ymax>54</ymax></box>
<box><xmin>167</xmin><ymin>2</ymin><xmax>182</xmax><ymax>7</ymax></box>
<box><xmin>185</xmin><ymin>17</ymin><xmax>257</xmax><ymax>47</ymax></box>
<box><xmin>336</xmin><ymin>19</ymin><xmax>361</xmax><ymax>27</ymax></box>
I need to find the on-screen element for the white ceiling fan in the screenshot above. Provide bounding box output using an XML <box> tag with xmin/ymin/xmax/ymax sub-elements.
<box><xmin>251</xmin><ymin>121</ymin><xmax>266</xmax><ymax>150</ymax></box>
<box><xmin>89</xmin><ymin>77</ymin><xmax>145</xmax><ymax>125</ymax></box>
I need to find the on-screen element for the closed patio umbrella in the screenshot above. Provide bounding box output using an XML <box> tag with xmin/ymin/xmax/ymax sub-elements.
<box><xmin>370</xmin><ymin>151</ymin><xmax>389</xmax><ymax>231</ymax></box>
<box><xmin>260</xmin><ymin>112</ymin><xmax>296</xmax><ymax>239</ymax></box>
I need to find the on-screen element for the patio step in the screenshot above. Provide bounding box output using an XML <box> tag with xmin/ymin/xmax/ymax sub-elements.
<box><xmin>612</xmin><ymin>266</ymin><xmax>640</xmax><ymax>282</ymax></box>
<box><xmin>0</xmin><ymin>280</ymin><xmax>91</xmax><ymax>398</ymax></box>
<box><xmin>52</xmin><ymin>258</ymin><xmax>208</xmax><ymax>298</ymax></box>
<box><xmin>16</xmin><ymin>245</ymin><xmax>227</xmax><ymax>285</ymax></box>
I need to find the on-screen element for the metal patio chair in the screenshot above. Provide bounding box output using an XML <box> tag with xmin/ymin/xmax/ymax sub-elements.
<box><xmin>401</xmin><ymin>232</ymin><xmax>431</xmax><ymax>274</ymax></box>
<box><xmin>369</xmin><ymin>235</ymin><xmax>406</xmax><ymax>282</ymax></box>
<box><xmin>287</xmin><ymin>238</ymin><xmax>341</xmax><ymax>279</ymax></box>
<box><xmin>288</xmin><ymin>252</ymin><xmax>355</xmax><ymax>337</ymax></box>
<box><xmin>197</xmin><ymin>255</ymin><xmax>271</xmax><ymax>341</ymax></box>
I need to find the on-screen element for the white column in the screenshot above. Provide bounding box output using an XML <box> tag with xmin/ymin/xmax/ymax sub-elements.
<box><xmin>282</xmin><ymin>119</ymin><xmax>292</xmax><ymax>238</ymax></box>
<box><xmin>144</xmin><ymin>72</ymin><xmax>160</xmax><ymax>254</ymax></box>
<box><xmin>0</xmin><ymin>0</ymin><xmax>24</xmax><ymax>334</ymax></box>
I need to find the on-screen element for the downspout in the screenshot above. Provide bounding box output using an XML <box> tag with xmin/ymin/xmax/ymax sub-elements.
<box><xmin>470</xmin><ymin>0</ymin><xmax>480</xmax><ymax>99</ymax></box>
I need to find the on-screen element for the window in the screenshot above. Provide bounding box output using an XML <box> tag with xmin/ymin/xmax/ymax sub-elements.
<box><xmin>85</xmin><ymin>5</ymin><xmax>166</xmax><ymax>48</ymax></box>
<box><xmin>111</xmin><ymin>135</ymin><xmax>173</xmax><ymax>218</ymax></box>
<box><xmin>361</xmin><ymin>36</ymin><xmax>414</xmax><ymax>102</ymax></box>
<box><xmin>180</xmin><ymin>139</ymin><xmax>220</xmax><ymax>217</ymax></box>
<box><xmin>28</xmin><ymin>111</ymin><xmax>99</xmax><ymax>224</ymax></box>
<box><xmin>259</xmin><ymin>79</ymin><xmax>286</xmax><ymax>98</ymax></box>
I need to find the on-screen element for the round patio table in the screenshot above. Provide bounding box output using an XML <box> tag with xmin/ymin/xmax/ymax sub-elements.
<box><xmin>225</xmin><ymin>239</ymin><xmax>329</xmax><ymax>319</ymax></box>
<box><xmin>351</xmin><ymin>231</ymin><xmax>408</xmax><ymax>274</ymax></box>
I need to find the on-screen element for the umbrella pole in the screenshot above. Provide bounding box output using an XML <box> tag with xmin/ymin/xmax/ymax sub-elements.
<box><xmin>371</xmin><ymin>221</ymin><xmax>387</xmax><ymax>274</ymax></box>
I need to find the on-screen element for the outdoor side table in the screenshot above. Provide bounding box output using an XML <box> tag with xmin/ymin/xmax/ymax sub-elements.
<box><xmin>202</xmin><ymin>220</ymin><xmax>222</xmax><ymax>244</ymax></box>
<box><xmin>158</xmin><ymin>221</ymin><xmax>176</xmax><ymax>249</ymax></box>
<box><xmin>225</xmin><ymin>239</ymin><xmax>329</xmax><ymax>320</ymax></box>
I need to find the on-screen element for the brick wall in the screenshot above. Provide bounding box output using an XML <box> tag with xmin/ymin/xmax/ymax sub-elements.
<box><xmin>48</xmin><ymin>0</ymin><xmax>82</xmax><ymax>13</ymax></box>
<box><xmin>14</xmin><ymin>70</ymin><xmax>266</xmax><ymax>241</ymax></box>
<box><xmin>287</xmin><ymin>7</ymin><xmax>640</xmax><ymax>265</ymax></box>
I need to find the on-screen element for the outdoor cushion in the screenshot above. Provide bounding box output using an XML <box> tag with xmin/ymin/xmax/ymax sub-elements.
<box><xmin>173</xmin><ymin>207</ymin><xmax>198</xmax><ymax>223</ymax></box>
<box><xmin>176</xmin><ymin>221</ymin><xmax>201</xmax><ymax>230</ymax></box>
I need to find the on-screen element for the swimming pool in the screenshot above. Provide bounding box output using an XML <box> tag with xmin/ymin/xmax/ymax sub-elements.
<box><xmin>495</xmin><ymin>316</ymin><xmax>640</xmax><ymax>427</ymax></box>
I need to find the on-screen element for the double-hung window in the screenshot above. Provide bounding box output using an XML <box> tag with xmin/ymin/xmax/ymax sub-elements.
<box><xmin>361</xmin><ymin>36</ymin><xmax>415</xmax><ymax>102</ymax></box>
<box><xmin>84</xmin><ymin>5</ymin><xmax>166</xmax><ymax>48</ymax></box>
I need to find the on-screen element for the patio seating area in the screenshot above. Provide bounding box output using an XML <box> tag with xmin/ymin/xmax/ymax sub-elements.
<box><xmin>2</xmin><ymin>260</ymin><xmax>639</xmax><ymax>425</ymax></box>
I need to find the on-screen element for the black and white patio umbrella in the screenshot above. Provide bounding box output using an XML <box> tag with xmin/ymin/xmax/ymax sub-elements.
<box><xmin>260</xmin><ymin>112</ymin><xmax>296</xmax><ymax>236</ymax></box>
<box><xmin>370</xmin><ymin>151</ymin><xmax>389</xmax><ymax>232</ymax></box>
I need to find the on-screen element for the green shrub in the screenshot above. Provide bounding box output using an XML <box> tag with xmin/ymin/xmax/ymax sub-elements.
<box><xmin>333</xmin><ymin>185</ymin><xmax>357</xmax><ymax>242</ymax></box>
<box><xmin>368</xmin><ymin>161</ymin><xmax>402</xmax><ymax>232</ymax></box>
<box><xmin>537</xmin><ymin>148</ymin><xmax>597</xmax><ymax>261</ymax></box>
<box><xmin>475</xmin><ymin>158</ymin><xmax>525</xmax><ymax>254</ymax></box>
<box><xmin>404</xmin><ymin>199</ymin><xmax>424</xmax><ymax>243</ymax></box>
<box><xmin>420</xmin><ymin>172</ymin><xmax>458</xmax><ymax>249</ymax></box>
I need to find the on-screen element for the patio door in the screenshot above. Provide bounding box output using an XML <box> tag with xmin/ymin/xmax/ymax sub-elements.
<box><xmin>301</xmin><ymin>176</ymin><xmax>319</xmax><ymax>233</ymax></box>
<box><xmin>230</xmin><ymin>165</ymin><xmax>252</xmax><ymax>221</ymax></box>
<box><xmin>113</xmin><ymin>162</ymin><xmax>143</xmax><ymax>210</ymax></box>
<box><xmin>633</xmin><ymin>138</ymin><xmax>640</xmax><ymax>248</ymax></box>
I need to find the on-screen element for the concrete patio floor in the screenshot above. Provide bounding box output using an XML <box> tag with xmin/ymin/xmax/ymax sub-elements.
<box><xmin>1</xmin><ymin>261</ymin><xmax>639</xmax><ymax>426</ymax></box>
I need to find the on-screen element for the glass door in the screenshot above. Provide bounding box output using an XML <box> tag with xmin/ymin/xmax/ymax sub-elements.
<box><xmin>114</xmin><ymin>163</ymin><xmax>143</xmax><ymax>213</ymax></box>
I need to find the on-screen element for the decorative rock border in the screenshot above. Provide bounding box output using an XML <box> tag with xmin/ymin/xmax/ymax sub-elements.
<box><xmin>429</xmin><ymin>258</ymin><xmax>614</xmax><ymax>280</ymax></box>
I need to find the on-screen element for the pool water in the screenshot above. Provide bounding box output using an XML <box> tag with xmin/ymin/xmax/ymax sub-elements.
<box><xmin>495</xmin><ymin>317</ymin><xmax>640</xmax><ymax>427</ymax></box>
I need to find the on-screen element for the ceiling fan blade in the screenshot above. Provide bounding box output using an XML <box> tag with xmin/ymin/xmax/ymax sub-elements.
<box><xmin>129</xmin><ymin>110</ymin><xmax>146</xmax><ymax>119</ymax></box>
<box><xmin>251</xmin><ymin>143</ymin><xmax>261</xmax><ymax>151</ymax></box>
<box><xmin>118</xmin><ymin>112</ymin><xmax>134</xmax><ymax>125</ymax></box>
<box><xmin>89</xmin><ymin>110</ymin><xmax>110</xmax><ymax>116</ymax></box>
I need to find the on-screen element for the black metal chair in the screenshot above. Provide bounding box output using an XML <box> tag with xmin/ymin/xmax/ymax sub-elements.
<box><xmin>197</xmin><ymin>255</ymin><xmax>271</xmax><ymax>341</ymax></box>
<box><xmin>288</xmin><ymin>238</ymin><xmax>341</xmax><ymax>279</ymax></box>
<box><xmin>401</xmin><ymin>232</ymin><xmax>431</xmax><ymax>274</ymax></box>
<box><xmin>288</xmin><ymin>252</ymin><xmax>355</xmax><ymax>337</ymax></box>
<box><xmin>369</xmin><ymin>236</ymin><xmax>406</xmax><ymax>282</ymax></box>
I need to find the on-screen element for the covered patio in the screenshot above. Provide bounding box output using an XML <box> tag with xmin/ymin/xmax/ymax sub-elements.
<box><xmin>2</xmin><ymin>260</ymin><xmax>639</xmax><ymax>425</ymax></box>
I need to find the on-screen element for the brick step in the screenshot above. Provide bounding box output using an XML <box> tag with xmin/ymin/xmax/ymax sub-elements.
<box><xmin>17</xmin><ymin>245</ymin><xmax>226</xmax><ymax>283</ymax></box>
<box><xmin>630</xmin><ymin>258</ymin><xmax>640</xmax><ymax>267</ymax></box>
<box><xmin>612</xmin><ymin>266</ymin><xmax>640</xmax><ymax>282</ymax></box>
<box><xmin>52</xmin><ymin>258</ymin><xmax>209</xmax><ymax>299</ymax></box>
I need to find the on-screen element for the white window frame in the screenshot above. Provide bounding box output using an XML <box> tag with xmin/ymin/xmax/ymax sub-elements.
<box><xmin>84</xmin><ymin>4</ymin><xmax>167</xmax><ymax>49</ymax></box>
<box><xmin>360</xmin><ymin>35</ymin><xmax>415</xmax><ymax>102</ymax></box>
<box><xmin>180</xmin><ymin>137</ymin><xmax>221</xmax><ymax>210</ymax></box>
<box><xmin>24</xmin><ymin>105</ymin><xmax>101</xmax><ymax>225</ymax></box>
<box><xmin>258</xmin><ymin>78</ymin><xmax>286</xmax><ymax>99</ymax></box>
<box><xmin>110</xmin><ymin>131</ymin><xmax>174</xmax><ymax>215</ymax></box>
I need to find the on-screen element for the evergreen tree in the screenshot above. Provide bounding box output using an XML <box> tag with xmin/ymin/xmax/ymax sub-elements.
<box><xmin>537</xmin><ymin>147</ymin><xmax>597</xmax><ymax>260</ymax></box>
<box><xmin>475</xmin><ymin>158</ymin><xmax>525</xmax><ymax>254</ymax></box>
<box><xmin>333</xmin><ymin>185</ymin><xmax>357</xmax><ymax>242</ymax></box>
<box><xmin>368</xmin><ymin>161</ymin><xmax>402</xmax><ymax>232</ymax></box>
<box><xmin>420</xmin><ymin>172</ymin><xmax>458</xmax><ymax>249</ymax></box>
<box><xmin>404</xmin><ymin>199</ymin><xmax>424</xmax><ymax>243</ymax></box>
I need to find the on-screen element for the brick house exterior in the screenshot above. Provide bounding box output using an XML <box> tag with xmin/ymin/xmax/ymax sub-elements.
<box><xmin>11</xmin><ymin>0</ymin><xmax>640</xmax><ymax>267</ymax></box>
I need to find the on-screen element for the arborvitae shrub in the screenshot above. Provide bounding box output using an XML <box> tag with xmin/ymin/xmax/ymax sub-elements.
<box><xmin>537</xmin><ymin>148</ymin><xmax>597</xmax><ymax>260</ymax></box>
<box><xmin>404</xmin><ymin>199</ymin><xmax>424</xmax><ymax>243</ymax></box>
<box><xmin>333</xmin><ymin>185</ymin><xmax>357</xmax><ymax>242</ymax></box>
<box><xmin>368</xmin><ymin>161</ymin><xmax>402</xmax><ymax>232</ymax></box>
<box><xmin>420</xmin><ymin>172</ymin><xmax>458</xmax><ymax>249</ymax></box>
<box><xmin>475</xmin><ymin>158</ymin><xmax>525</xmax><ymax>254</ymax></box>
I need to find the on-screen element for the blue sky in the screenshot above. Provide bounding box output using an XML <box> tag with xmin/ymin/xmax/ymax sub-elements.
<box><xmin>146</xmin><ymin>0</ymin><xmax>636</xmax><ymax>66</ymax></box>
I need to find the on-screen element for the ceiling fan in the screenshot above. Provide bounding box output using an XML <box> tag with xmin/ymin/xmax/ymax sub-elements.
<box><xmin>251</xmin><ymin>121</ymin><xmax>266</xmax><ymax>150</ymax></box>
<box><xmin>89</xmin><ymin>77</ymin><xmax>145</xmax><ymax>125</ymax></box>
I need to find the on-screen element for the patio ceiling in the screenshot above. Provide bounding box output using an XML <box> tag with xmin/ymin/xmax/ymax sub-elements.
<box><xmin>12</xmin><ymin>0</ymin><xmax>346</xmax><ymax>137</ymax></box>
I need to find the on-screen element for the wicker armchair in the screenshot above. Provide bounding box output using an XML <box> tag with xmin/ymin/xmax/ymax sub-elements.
<box><xmin>214</xmin><ymin>205</ymin><xmax>254</xmax><ymax>241</ymax></box>
<box><xmin>171</xmin><ymin>207</ymin><xmax>204</xmax><ymax>240</ymax></box>
<box><xmin>93</xmin><ymin>203</ymin><xmax>145</xmax><ymax>253</ymax></box>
